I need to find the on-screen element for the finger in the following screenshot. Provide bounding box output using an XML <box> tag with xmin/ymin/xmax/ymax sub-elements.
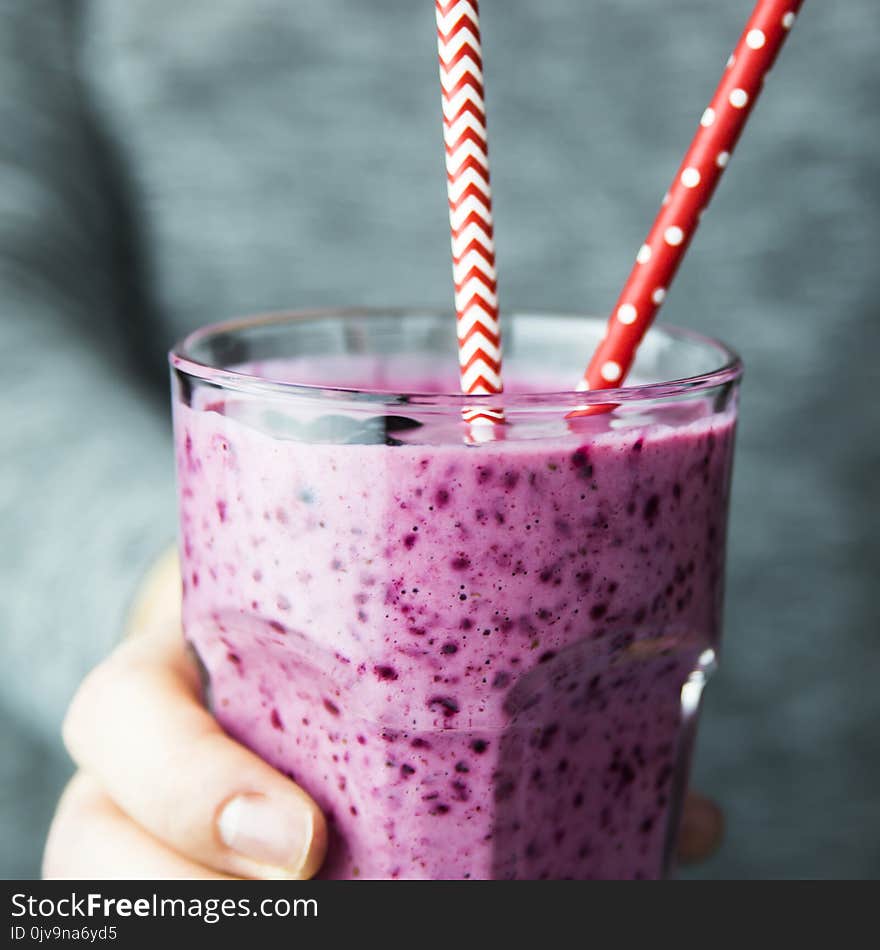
<box><xmin>677</xmin><ymin>792</ymin><xmax>724</xmax><ymax>864</ymax></box>
<box><xmin>63</xmin><ymin>629</ymin><xmax>327</xmax><ymax>881</ymax></box>
<box><xmin>43</xmin><ymin>772</ymin><xmax>233</xmax><ymax>880</ymax></box>
<box><xmin>124</xmin><ymin>547</ymin><xmax>185</xmax><ymax>643</ymax></box>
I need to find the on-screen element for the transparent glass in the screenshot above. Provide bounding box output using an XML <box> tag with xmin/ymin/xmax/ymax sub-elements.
<box><xmin>170</xmin><ymin>310</ymin><xmax>741</xmax><ymax>880</ymax></box>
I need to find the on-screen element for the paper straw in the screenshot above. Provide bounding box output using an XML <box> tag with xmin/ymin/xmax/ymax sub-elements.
<box><xmin>580</xmin><ymin>0</ymin><xmax>805</xmax><ymax>393</ymax></box>
<box><xmin>436</xmin><ymin>0</ymin><xmax>504</xmax><ymax>426</ymax></box>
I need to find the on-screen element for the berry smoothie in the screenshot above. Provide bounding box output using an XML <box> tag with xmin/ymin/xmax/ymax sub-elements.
<box><xmin>174</xmin><ymin>356</ymin><xmax>736</xmax><ymax>880</ymax></box>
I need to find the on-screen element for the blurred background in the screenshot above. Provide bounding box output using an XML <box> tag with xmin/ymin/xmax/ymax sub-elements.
<box><xmin>1</xmin><ymin>0</ymin><xmax>878</xmax><ymax>879</ymax></box>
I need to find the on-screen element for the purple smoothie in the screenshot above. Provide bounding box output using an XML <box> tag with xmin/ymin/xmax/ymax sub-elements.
<box><xmin>174</xmin><ymin>358</ymin><xmax>736</xmax><ymax>880</ymax></box>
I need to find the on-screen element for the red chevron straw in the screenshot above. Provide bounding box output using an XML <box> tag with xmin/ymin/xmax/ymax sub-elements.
<box><xmin>580</xmin><ymin>0</ymin><xmax>805</xmax><ymax>394</ymax></box>
<box><xmin>436</xmin><ymin>0</ymin><xmax>504</xmax><ymax>427</ymax></box>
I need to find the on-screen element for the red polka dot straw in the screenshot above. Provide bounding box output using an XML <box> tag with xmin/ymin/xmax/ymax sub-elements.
<box><xmin>581</xmin><ymin>0</ymin><xmax>805</xmax><ymax>393</ymax></box>
<box><xmin>436</xmin><ymin>0</ymin><xmax>504</xmax><ymax>427</ymax></box>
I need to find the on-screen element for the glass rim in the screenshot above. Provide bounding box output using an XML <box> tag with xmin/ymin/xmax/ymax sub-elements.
<box><xmin>169</xmin><ymin>308</ymin><xmax>743</xmax><ymax>408</ymax></box>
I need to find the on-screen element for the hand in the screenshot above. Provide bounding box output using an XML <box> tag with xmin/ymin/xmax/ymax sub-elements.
<box><xmin>44</xmin><ymin>549</ymin><xmax>328</xmax><ymax>880</ymax></box>
<box><xmin>44</xmin><ymin>550</ymin><xmax>723</xmax><ymax>879</ymax></box>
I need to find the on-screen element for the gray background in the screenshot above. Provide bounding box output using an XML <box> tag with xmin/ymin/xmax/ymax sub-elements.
<box><xmin>1</xmin><ymin>0</ymin><xmax>878</xmax><ymax>878</ymax></box>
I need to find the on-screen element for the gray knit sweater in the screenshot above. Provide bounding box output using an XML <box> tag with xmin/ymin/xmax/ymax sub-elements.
<box><xmin>2</xmin><ymin>0</ymin><xmax>878</xmax><ymax>878</ymax></box>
